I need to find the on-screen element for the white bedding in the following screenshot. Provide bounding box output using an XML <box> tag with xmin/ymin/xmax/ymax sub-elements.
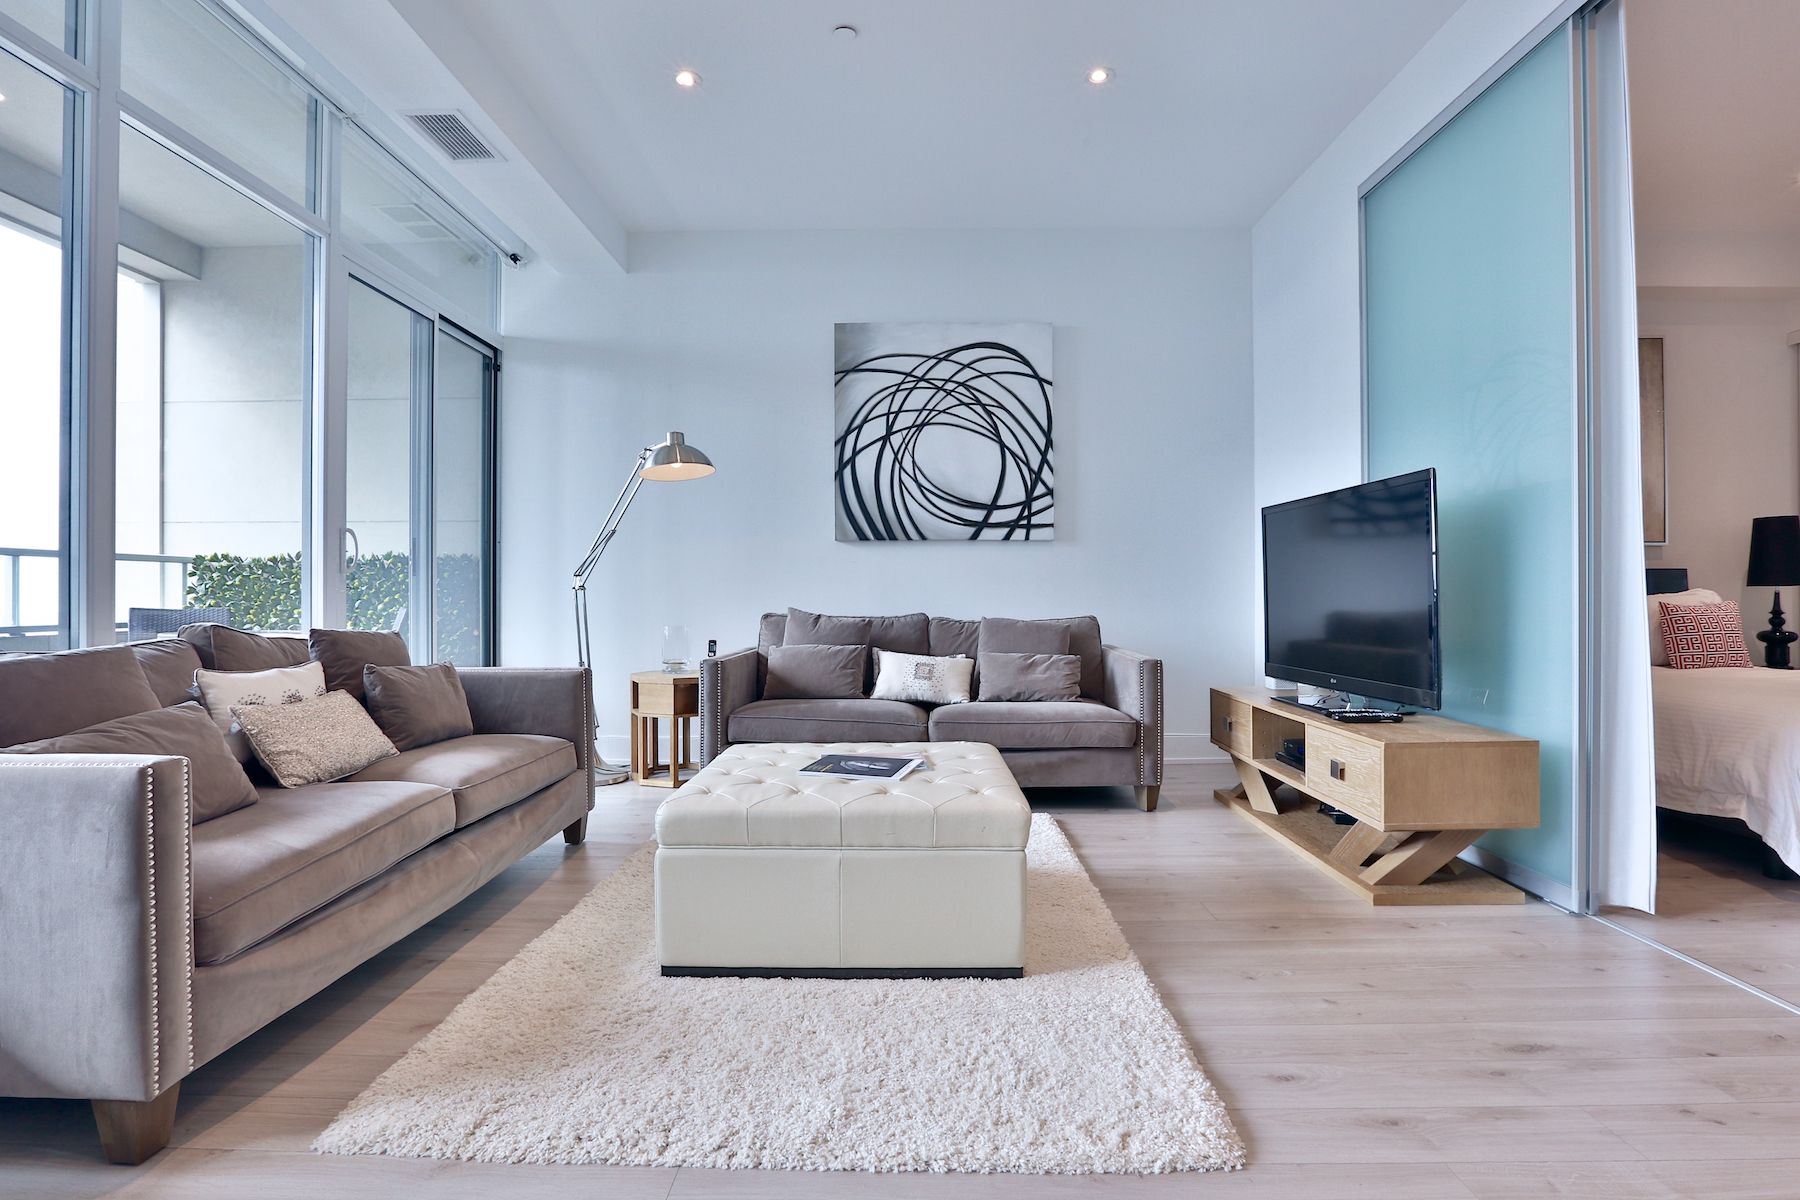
<box><xmin>1653</xmin><ymin>665</ymin><xmax>1800</xmax><ymax>870</ymax></box>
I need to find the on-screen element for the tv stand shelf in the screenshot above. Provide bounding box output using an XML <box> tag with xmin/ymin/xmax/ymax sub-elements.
<box><xmin>1210</xmin><ymin>686</ymin><xmax>1540</xmax><ymax>906</ymax></box>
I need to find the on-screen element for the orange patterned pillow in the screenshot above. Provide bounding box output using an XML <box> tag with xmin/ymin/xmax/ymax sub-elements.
<box><xmin>1659</xmin><ymin>600</ymin><xmax>1754</xmax><ymax>669</ymax></box>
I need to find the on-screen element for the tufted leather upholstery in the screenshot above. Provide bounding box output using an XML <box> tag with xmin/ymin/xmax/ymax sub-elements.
<box><xmin>655</xmin><ymin>741</ymin><xmax>1030</xmax><ymax>850</ymax></box>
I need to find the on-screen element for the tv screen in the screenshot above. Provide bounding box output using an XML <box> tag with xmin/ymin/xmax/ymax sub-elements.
<box><xmin>1262</xmin><ymin>469</ymin><xmax>1440</xmax><ymax>709</ymax></box>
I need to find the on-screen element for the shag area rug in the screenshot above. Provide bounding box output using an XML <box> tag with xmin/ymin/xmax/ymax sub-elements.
<box><xmin>316</xmin><ymin>814</ymin><xmax>1244</xmax><ymax>1174</ymax></box>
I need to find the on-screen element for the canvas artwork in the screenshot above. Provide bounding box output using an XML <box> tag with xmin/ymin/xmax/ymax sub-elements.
<box><xmin>833</xmin><ymin>322</ymin><xmax>1054</xmax><ymax>541</ymax></box>
<box><xmin>1639</xmin><ymin>336</ymin><xmax>1666</xmax><ymax>544</ymax></box>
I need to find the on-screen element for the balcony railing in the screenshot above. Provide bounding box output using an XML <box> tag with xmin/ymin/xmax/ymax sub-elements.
<box><xmin>0</xmin><ymin>546</ymin><xmax>196</xmax><ymax>645</ymax></box>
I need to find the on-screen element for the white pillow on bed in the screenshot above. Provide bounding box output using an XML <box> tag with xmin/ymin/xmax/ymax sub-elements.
<box><xmin>1649</xmin><ymin>588</ymin><xmax>1724</xmax><ymax>667</ymax></box>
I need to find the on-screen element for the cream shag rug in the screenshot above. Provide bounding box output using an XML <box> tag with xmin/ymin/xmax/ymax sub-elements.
<box><xmin>315</xmin><ymin>815</ymin><xmax>1244</xmax><ymax>1174</ymax></box>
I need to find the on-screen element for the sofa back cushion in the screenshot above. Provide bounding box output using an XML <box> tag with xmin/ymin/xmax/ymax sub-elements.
<box><xmin>131</xmin><ymin>638</ymin><xmax>206</xmax><ymax>706</ymax></box>
<box><xmin>362</xmin><ymin>662</ymin><xmax>475</xmax><ymax>751</ymax></box>
<box><xmin>977</xmin><ymin>615</ymin><xmax>1105</xmax><ymax>699</ymax></box>
<box><xmin>4</xmin><ymin>701</ymin><xmax>259</xmax><ymax>822</ymax></box>
<box><xmin>179</xmin><ymin>623</ymin><xmax>311</xmax><ymax>672</ymax></box>
<box><xmin>928</xmin><ymin>616</ymin><xmax>980</xmax><ymax>661</ymax></box>
<box><xmin>0</xmin><ymin>644</ymin><xmax>162</xmax><ymax>745</ymax></box>
<box><xmin>309</xmin><ymin>628</ymin><xmax>411</xmax><ymax>702</ymax></box>
<box><xmin>780</xmin><ymin>608</ymin><xmax>928</xmax><ymax>690</ymax></box>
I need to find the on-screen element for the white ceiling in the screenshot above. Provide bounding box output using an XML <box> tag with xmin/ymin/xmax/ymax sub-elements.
<box><xmin>1629</xmin><ymin>0</ymin><xmax>1800</xmax><ymax>238</ymax></box>
<box><xmin>375</xmin><ymin>0</ymin><xmax>1463</xmax><ymax>237</ymax></box>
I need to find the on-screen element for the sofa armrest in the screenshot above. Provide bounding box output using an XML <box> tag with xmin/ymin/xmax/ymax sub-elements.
<box><xmin>1102</xmin><ymin>645</ymin><xmax>1164</xmax><ymax>786</ymax></box>
<box><xmin>0</xmin><ymin>756</ymin><xmax>194</xmax><ymax>1102</ymax></box>
<box><xmin>456</xmin><ymin>667</ymin><xmax>594</xmax><ymax>806</ymax></box>
<box><xmin>699</xmin><ymin>647</ymin><xmax>759</xmax><ymax>765</ymax></box>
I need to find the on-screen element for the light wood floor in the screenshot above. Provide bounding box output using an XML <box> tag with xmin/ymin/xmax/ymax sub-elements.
<box><xmin>5</xmin><ymin>765</ymin><xmax>1800</xmax><ymax>1199</ymax></box>
<box><xmin>1609</xmin><ymin>816</ymin><xmax>1800</xmax><ymax>1010</ymax></box>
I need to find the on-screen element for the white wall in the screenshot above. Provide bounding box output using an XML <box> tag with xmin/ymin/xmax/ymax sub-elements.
<box><xmin>498</xmin><ymin>229</ymin><xmax>1253</xmax><ymax>761</ymax></box>
<box><xmin>1251</xmin><ymin>0</ymin><xmax>1568</xmax><ymax>518</ymax></box>
<box><xmin>1640</xmin><ymin>290</ymin><xmax>1800</xmax><ymax>643</ymax></box>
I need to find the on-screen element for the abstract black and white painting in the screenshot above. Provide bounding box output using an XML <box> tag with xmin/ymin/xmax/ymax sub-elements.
<box><xmin>834</xmin><ymin>322</ymin><xmax>1054</xmax><ymax>541</ymax></box>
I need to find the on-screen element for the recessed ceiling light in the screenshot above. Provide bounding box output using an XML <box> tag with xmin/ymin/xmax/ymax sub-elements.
<box><xmin>0</xmin><ymin>92</ymin><xmax>8</xmax><ymax>102</ymax></box>
<box><xmin>1087</xmin><ymin>67</ymin><xmax>1113</xmax><ymax>86</ymax></box>
<box><xmin>674</xmin><ymin>69</ymin><xmax>701</xmax><ymax>89</ymax></box>
<box><xmin>833</xmin><ymin>24</ymin><xmax>858</xmax><ymax>40</ymax></box>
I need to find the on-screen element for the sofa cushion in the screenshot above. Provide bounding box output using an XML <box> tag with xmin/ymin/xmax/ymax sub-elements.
<box><xmin>977</xmin><ymin>616</ymin><xmax>1104</xmax><ymax>698</ymax></box>
<box><xmin>191</xmin><ymin>779</ymin><xmax>454</xmax><ymax>964</ymax></box>
<box><xmin>764</xmin><ymin>644</ymin><xmax>867</xmax><ymax>700</ymax></box>
<box><xmin>349</xmin><ymin>733</ymin><xmax>577</xmax><ymax>828</ymax></box>
<box><xmin>728</xmin><ymin>698</ymin><xmax>928</xmax><ymax>743</ymax></box>
<box><xmin>928</xmin><ymin>699</ymin><xmax>1139</xmax><ymax>750</ymax></box>
<box><xmin>783</xmin><ymin>608</ymin><xmax>930</xmax><ymax>657</ymax></box>
<box><xmin>4</xmin><ymin>701</ymin><xmax>260</xmax><ymax>823</ymax></box>
<box><xmin>309</xmin><ymin>628</ymin><xmax>411</xmax><ymax>702</ymax></box>
<box><xmin>179</xmin><ymin>623</ymin><xmax>310</xmax><ymax>672</ymax></box>
<box><xmin>195</xmin><ymin>661</ymin><xmax>329</xmax><ymax>762</ymax></box>
<box><xmin>928</xmin><ymin>616</ymin><xmax>981</xmax><ymax>660</ymax></box>
<box><xmin>0</xmin><ymin>644</ymin><xmax>161</xmax><ymax>746</ymax></box>
<box><xmin>130</xmin><ymin>638</ymin><xmax>205</xmax><ymax>707</ymax></box>
<box><xmin>362</xmin><ymin>662</ymin><xmax>475</xmax><ymax>751</ymax></box>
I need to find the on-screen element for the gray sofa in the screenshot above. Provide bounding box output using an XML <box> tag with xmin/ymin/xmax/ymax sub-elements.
<box><xmin>0</xmin><ymin>633</ymin><xmax>592</xmax><ymax>1163</ymax></box>
<box><xmin>699</xmin><ymin>611</ymin><xmax>1164</xmax><ymax>810</ymax></box>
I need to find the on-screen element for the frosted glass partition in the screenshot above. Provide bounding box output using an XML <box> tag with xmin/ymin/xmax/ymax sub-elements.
<box><xmin>1362</xmin><ymin>26</ymin><xmax>1578</xmax><ymax>892</ymax></box>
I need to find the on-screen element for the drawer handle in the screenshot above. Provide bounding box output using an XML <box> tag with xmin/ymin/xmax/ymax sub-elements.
<box><xmin>1223</xmin><ymin>716</ymin><xmax>1235</xmax><ymax>732</ymax></box>
<box><xmin>1330</xmin><ymin>758</ymin><xmax>1346</xmax><ymax>782</ymax></box>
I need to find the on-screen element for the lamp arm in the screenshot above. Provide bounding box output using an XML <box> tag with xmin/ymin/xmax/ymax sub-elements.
<box><xmin>572</xmin><ymin>448</ymin><xmax>652</xmax><ymax>583</ymax></box>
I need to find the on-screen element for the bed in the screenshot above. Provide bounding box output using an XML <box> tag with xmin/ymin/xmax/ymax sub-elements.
<box><xmin>1651</xmin><ymin>568</ymin><xmax>1800</xmax><ymax>875</ymax></box>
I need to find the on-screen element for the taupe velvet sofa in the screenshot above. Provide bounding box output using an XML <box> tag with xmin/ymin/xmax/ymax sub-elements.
<box><xmin>0</xmin><ymin>633</ymin><xmax>592</xmax><ymax>1163</ymax></box>
<box><xmin>699</xmin><ymin>611</ymin><xmax>1164</xmax><ymax>810</ymax></box>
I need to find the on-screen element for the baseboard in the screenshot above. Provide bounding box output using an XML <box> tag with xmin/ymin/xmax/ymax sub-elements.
<box><xmin>603</xmin><ymin>731</ymin><xmax>1222</xmax><ymax>767</ymax></box>
<box><xmin>1458</xmin><ymin>844</ymin><xmax>1576</xmax><ymax>910</ymax></box>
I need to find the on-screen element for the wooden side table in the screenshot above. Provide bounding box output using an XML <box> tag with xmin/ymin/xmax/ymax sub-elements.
<box><xmin>630</xmin><ymin>669</ymin><xmax>700</xmax><ymax>788</ymax></box>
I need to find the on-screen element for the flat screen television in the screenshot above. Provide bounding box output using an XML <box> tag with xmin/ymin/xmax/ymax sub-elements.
<box><xmin>1262</xmin><ymin>468</ymin><xmax>1440</xmax><ymax>710</ymax></box>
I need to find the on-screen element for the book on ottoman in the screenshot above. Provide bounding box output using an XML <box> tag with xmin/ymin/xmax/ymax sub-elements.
<box><xmin>797</xmin><ymin>753</ymin><xmax>923</xmax><ymax>780</ymax></box>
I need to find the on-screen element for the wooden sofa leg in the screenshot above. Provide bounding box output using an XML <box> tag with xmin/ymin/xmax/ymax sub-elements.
<box><xmin>1135</xmin><ymin>786</ymin><xmax>1160</xmax><ymax>812</ymax></box>
<box><xmin>92</xmin><ymin>1083</ymin><xmax>179</xmax><ymax>1165</ymax></box>
<box><xmin>563</xmin><ymin>816</ymin><xmax>588</xmax><ymax>845</ymax></box>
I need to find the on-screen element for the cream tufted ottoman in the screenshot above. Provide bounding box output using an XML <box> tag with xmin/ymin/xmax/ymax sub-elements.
<box><xmin>653</xmin><ymin>741</ymin><xmax>1030</xmax><ymax>978</ymax></box>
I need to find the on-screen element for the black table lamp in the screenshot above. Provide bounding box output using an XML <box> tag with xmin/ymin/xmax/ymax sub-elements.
<box><xmin>1746</xmin><ymin>514</ymin><xmax>1800</xmax><ymax>668</ymax></box>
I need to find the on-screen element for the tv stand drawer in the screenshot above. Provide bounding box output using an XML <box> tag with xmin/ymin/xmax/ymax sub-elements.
<box><xmin>1303</xmin><ymin>725</ymin><xmax>1385</xmax><ymax>822</ymax></box>
<box><xmin>1211</xmin><ymin>693</ymin><xmax>1252</xmax><ymax>758</ymax></box>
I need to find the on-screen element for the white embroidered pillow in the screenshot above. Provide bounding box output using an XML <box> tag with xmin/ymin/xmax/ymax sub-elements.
<box><xmin>870</xmin><ymin>649</ymin><xmax>973</xmax><ymax>704</ymax></box>
<box><xmin>194</xmin><ymin>661</ymin><xmax>328</xmax><ymax>762</ymax></box>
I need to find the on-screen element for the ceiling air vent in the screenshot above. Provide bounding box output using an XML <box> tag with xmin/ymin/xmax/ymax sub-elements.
<box><xmin>405</xmin><ymin>111</ymin><xmax>501</xmax><ymax>163</ymax></box>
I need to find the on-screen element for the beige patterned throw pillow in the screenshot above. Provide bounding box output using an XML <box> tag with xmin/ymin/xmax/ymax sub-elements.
<box><xmin>870</xmin><ymin>649</ymin><xmax>973</xmax><ymax>704</ymax></box>
<box><xmin>232</xmin><ymin>690</ymin><xmax>398</xmax><ymax>788</ymax></box>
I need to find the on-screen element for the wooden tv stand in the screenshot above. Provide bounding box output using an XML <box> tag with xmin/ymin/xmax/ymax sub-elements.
<box><xmin>1210</xmin><ymin>687</ymin><xmax>1540</xmax><ymax>905</ymax></box>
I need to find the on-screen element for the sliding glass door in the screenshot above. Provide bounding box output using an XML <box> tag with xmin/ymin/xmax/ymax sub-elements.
<box><xmin>337</xmin><ymin>275</ymin><xmax>495</xmax><ymax>663</ymax></box>
<box><xmin>431</xmin><ymin>326</ymin><xmax>496</xmax><ymax>665</ymax></box>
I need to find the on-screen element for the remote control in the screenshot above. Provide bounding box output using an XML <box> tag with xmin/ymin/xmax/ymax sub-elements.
<box><xmin>1327</xmin><ymin>708</ymin><xmax>1407</xmax><ymax>723</ymax></box>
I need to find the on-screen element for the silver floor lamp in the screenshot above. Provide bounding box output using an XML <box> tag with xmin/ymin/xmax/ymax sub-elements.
<box><xmin>573</xmin><ymin>431</ymin><xmax>715</xmax><ymax>784</ymax></box>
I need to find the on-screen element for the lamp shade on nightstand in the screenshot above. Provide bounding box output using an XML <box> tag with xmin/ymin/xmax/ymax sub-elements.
<box><xmin>1747</xmin><ymin>515</ymin><xmax>1800</xmax><ymax>669</ymax></box>
<box><xmin>1747</xmin><ymin>515</ymin><xmax>1800</xmax><ymax>586</ymax></box>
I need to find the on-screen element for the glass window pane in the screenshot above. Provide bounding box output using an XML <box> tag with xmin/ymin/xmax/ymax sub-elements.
<box><xmin>116</xmin><ymin>123</ymin><xmax>312</xmax><ymax>636</ymax></box>
<box><xmin>345</xmin><ymin>279</ymin><xmax>426</xmax><ymax>638</ymax></box>
<box><xmin>342</xmin><ymin>126</ymin><xmax>496</xmax><ymax>323</ymax></box>
<box><xmin>1362</xmin><ymin>28</ymin><xmax>1577</xmax><ymax>887</ymax></box>
<box><xmin>0</xmin><ymin>49</ymin><xmax>71</xmax><ymax>651</ymax></box>
<box><xmin>120</xmin><ymin>0</ymin><xmax>315</xmax><ymax>206</ymax></box>
<box><xmin>3</xmin><ymin>0</ymin><xmax>74</xmax><ymax>55</ymax></box>
<box><xmin>432</xmin><ymin>330</ymin><xmax>493</xmax><ymax>664</ymax></box>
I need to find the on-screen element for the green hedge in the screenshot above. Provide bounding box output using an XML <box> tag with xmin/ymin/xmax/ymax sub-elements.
<box><xmin>186</xmin><ymin>551</ymin><xmax>483</xmax><ymax>660</ymax></box>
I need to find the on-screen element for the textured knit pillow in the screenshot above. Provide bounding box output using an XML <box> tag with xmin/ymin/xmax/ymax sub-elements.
<box><xmin>194</xmin><ymin>661</ymin><xmax>328</xmax><ymax>762</ymax></box>
<box><xmin>870</xmin><ymin>650</ymin><xmax>973</xmax><ymax>704</ymax></box>
<box><xmin>232</xmin><ymin>690</ymin><xmax>398</xmax><ymax>787</ymax></box>
<box><xmin>362</xmin><ymin>662</ymin><xmax>474</xmax><ymax>751</ymax></box>
<box><xmin>1659</xmin><ymin>601</ymin><xmax>1754</xmax><ymax>670</ymax></box>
